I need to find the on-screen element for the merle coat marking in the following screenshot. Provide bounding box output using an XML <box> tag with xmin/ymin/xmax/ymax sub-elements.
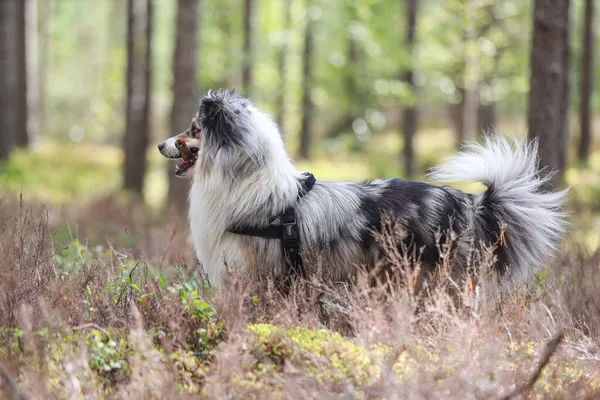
<box><xmin>158</xmin><ymin>90</ymin><xmax>568</xmax><ymax>290</ymax></box>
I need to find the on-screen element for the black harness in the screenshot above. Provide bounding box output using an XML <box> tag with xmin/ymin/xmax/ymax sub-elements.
<box><xmin>228</xmin><ymin>173</ymin><xmax>316</xmax><ymax>286</ymax></box>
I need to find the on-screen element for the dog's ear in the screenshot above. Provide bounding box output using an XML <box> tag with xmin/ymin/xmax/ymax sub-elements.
<box><xmin>199</xmin><ymin>89</ymin><xmax>246</xmax><ymax>147</ymax></box>
<box><xmin>200</xmin><ymin>95</ymin><xmax>224</xmax><ymax>126</ymax></box>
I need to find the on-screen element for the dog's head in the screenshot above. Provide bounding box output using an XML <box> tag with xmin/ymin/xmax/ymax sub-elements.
<box><xmin>159</xmin><ymin>89</ymin><xmax>283</xmax><ymax>180</ymax></box>
<box><xmin>158</xmin><ymin>111</ymin><xmax>202</xmax><ymax>178</ymax></box>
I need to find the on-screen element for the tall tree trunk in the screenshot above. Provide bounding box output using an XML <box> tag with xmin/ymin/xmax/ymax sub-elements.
<box><xmin>38</xmin><ymin>0</ymin><xmax>52</xmax><ymax>132</ymax></box>
<box><xmin>141</xmin><ymin>0</ymin><xmax>152</xmax><ymax>169</ymax></box>
<box><xmin>578</xmin><ymin>0</ymin><xmax>594</xmax><ymax>165</ymax></box>
<box><xmin>242</xmin><ymin>0</ymin><xmax>254</xmax><ymax>96</ymax></box>
<box><xmin>449</xmin><ymin>6</ymin><xmax>477</xmax><ymax>150</ymax></box>
<box><xmin>476</xmin><ymin>100</ymin><xmax>495</xmax><ymax>135</ymax></box>
<box><xmin>527</xmin><ymin>0</ymin><xmax>570</xmax><ymax>187</ymax></box>
<box><xmin>342</xmin><ymin>33</ymin><xmax>360</xmax><ymax>136</ymax></box>
<box><xmin>168</xmin><ymin>0</ymin><xmax>199</xmax><ymax>212</ymax></box>
<box><xmin>298</xmin><ymin>6</ymin><xmax>314</xmax><ymax>160</ymax></box>
<box><xmin>448</xmin><ymin>65</ymin><xmax>474</xmax><ymax>149</ymax></box>
<box><xmin>275</xmin><ymin>0</ymin><xmax>291</xmax><ymax>134</ymax></box>
<box><xmin>449</xmin><ymin>86</ymin><xmax>465</xmax><ymax>145</ymax></box>
<box><xmin>0</xmin><ymin>0</ymin><xmax>16</xmax><ymax>162</ymax></box>
<box><xmin>27</xmin><ymin>0</ymin><xmax>40</xmax><ymax>144</ymax></box>
<box><xmin>401</xmin><ymin>0</ymin><xmax>419</xmax><ymax>179</ymax></box>
<box><xmin>14</xmin><ymin>0</ymin><xmax>28</xmax><ymax>148</ymax></box>
<box><xmin>220</xmin><ymin>1</ymin><xmax>237</xmax><ymax>88</ymax></box>
<box><xmin>475</xmin><ymin>5</ymin><xmax>498</xmax><ymax>138</ymax></box>
<box><xmin>557</xmin><ymin>3</ymin><xmax>570</xmax><ymax>175</ymax></box>
<box><xmin>123</xmin><ymin>0</ymin><xmax>152</xmax><ymax>197</ymax></box>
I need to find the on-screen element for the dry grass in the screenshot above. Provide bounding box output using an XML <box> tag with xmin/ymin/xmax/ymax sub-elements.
<box><xmin>1</xmin><ymin>194</ymin><xmax>600</xmax><ymax>399</ymax></box>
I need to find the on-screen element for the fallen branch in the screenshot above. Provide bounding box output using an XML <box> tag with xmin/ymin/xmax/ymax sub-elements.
<box><xmin>71</xmin><ymin>323</ymin><xmax>108</xmax><ymax>335</ymax></box>
<box><xmin>501</xmin><ymin>330</ymin><xmax>564</xmax><ymax>400</ymax></box>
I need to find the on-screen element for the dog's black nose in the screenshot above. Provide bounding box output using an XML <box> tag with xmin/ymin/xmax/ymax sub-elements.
<box><xmin>158</xmin><ymin>142</ymin><xmax>165</xmax><ymax>152</ymax></box>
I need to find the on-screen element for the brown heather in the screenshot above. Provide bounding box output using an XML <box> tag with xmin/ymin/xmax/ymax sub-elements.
<box><xmin>1</xmin><ymin>194</ymin><xmax>599</xmax><ymax>399</ymax></box>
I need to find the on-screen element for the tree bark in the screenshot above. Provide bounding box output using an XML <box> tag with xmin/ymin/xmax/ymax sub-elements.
<box><xmin>0</xmin><ymin>0</ymin><xmax>16</xmax><ymax>162</ymax></box>
<box><xmin>477</xmin><ymin>100</ymin><xmax>495</xmax><ymax>134</ymax></box>
<box><xmin>275</xmin><ymin>0</ymin><xmax>290</xmax><ymax>134</ymax></box>
<box><xmin>141</xmin><ymin>0</ymin><xmax>152</xmax><ymax>170</ymax></box>
<box><xmin>27</xmin><ymin>0</ymin><xmax>39</xmax><ymax>144</ymax></box>
<box><xmin>242</xmin><ymin>0</ymin><xmax>255</xmax><ymax>96</ymax></box>
<box><xmin>449</xmin><ymin>86</ymin><xmax>465</xmax><ymax>144</ymax></box>
<box><xmin>14</xmin><ymin>0</ymin><xmax>28</xmax><ymax>148</ymax></box>
<box><xmin>341</xmin><ymin>31</ymin><xmax>361</xmax><ymax>142</ymax></box>
<box><xmin>298</xmin><ymin>6</ymin><xmax>314</xmax><ymax>160</ymax></box>
<box><xmin>527</xmin><ymin>0</ymin><xmax>570</xmax><ymax>187</ymax></box>
<box><xmin>475</xmin><ymin>5</ymin><xmax>497</xmax><ymax>138</ymax></box>
<box><xmin>123</xmin><ymin>0</ymin><xmax>152</xmax><ymax>197</ymax></box>
<box><xmin>168</xmin><ymin>0</ymin><xmax>199</xmax><ymax>212</ymax></box>
<box><xmin>578</xmin><ymin>0</ymin><xmax>594</xmax><ymax>165</ymax></box>
<box><xmin>401</xmin><ymin>0</ymin><xmax>419</xmax><ymax>179</ymax></box>
<box><xmin>38</xmin><ymin>0</ymin><xmax>52</xmax><ymax>132</ymax></box>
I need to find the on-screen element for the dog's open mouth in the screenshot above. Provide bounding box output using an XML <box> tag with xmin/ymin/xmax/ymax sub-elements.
<box><xmin>174</xmin><ymin>139</ymin><xmax>199</xmax><ymax>176</ymax></box>
<box><xmin>175</xmin><ymin>150</ymin><xmax>198</xmax><ymax>176</ymax></box>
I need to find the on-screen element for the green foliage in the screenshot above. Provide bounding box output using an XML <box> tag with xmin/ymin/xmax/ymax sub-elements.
<box><xmin>0</xmin><ymin>142</ymin><xmax>120</xmax><ymax>203</ymax></box>
<box><xmin>106</xmin><ymin>261</ymin><xmax>150</xmax><ymax>307</ymax></box>
<box><xmin>38</xmin><ymin>0</ymin><xmax>587</xmax><ymax>153</ymax></box>
<box><xmin>176</xmin><ymin>287</ymin><xmax>224</xmax><ymax>358</ymax></box>
<box><xmin>88</xmin><ymin>330</ymin><xmax>132</xmax><ymax>384</ymax></box>
<box><xmin>52</xmin><ymin>239</ymin><xmax>98</xmax><ymax>275</ymax></box>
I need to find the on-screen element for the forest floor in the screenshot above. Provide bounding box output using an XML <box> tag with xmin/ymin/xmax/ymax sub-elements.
<box><xmin>2</xmin><ymin>129</ymin><xmax>600</xmax><ymax>398</ymax></box>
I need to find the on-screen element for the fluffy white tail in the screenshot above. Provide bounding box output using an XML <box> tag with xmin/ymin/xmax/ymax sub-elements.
<box><xmin>428</xmin><ymin>134</ymin><xmax>569</xmax><ymax>284</ymax></box>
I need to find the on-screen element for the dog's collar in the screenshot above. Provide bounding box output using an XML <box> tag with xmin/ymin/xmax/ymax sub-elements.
<box><xmin>227</xmin><ymin>172</ymin><xmax>316</xmax><ymax>287</ymax></box>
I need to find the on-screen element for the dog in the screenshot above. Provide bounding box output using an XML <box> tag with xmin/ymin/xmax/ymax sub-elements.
<box><xmin>158</xmin><ymin>89</ymin><xmax>568</xmax><ymax>292</ymax></box>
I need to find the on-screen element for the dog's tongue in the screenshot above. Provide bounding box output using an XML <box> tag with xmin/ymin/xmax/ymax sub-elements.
<box><xmin>177</xmin><ymin>159</ymin><xmax>191</xmax><ymax>169</ymax></box>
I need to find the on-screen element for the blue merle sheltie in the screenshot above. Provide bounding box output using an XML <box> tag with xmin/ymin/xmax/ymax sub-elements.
<box><xmin>158</xmin><ymin>89</ymin><xmax>568</xmax><ymax>292</ymax></box>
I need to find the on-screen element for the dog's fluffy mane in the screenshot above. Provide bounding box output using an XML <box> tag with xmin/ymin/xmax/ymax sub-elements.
<box><xmin>187</xmin><ymin>89</ymin><xmax>568</xmax><ymax>289</ymax></box>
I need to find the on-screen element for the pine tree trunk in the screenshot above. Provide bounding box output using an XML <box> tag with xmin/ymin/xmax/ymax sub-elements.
<box><xmin>578</xmin><ymin>0</ymin><xmax>594</xmax><ymax>165</ymax></box>
<box><xmin>401</xmin><ymin>0</ymin><xmax>419</xmax><ymax>179</ymax></box>
<box><xmin>168</xmin><ymin>0</ymin><xmax>199</xmax><ymax>212</ymax></box>
<box><xmin>477</xmin><ymin>101</ymin><xmax>495</xmax><ymax>134</ymax></box>
<box><xmin>449</xmin><ymin>87</ymin><xmax>466</xmax><ymax>145</ymax></box>
<box><xmin>342</xmin><ymin>34</ymin><xmax>360</xmax><ymax>141</ymax></box>
<box><xmin>298</xmin><ymin>7</ymin><xmax>314</xmax><ymax>160</ymax></box>
<box><xmin>527</xmin><ymin>0</ymin><xmax>570</xmax><ymax>187</ymax></box>
<box><xmin>123</xmin><ymin>0</ymin><xmax>152</xmax><ymax>197</ymax></box>
<box><xmin>38</xmin><ymin>0</ymin><xmax>52</xmax><ymax>132</ymax></box>
<box><xmin>141</xmin><ymin>0</ymin><xmax>152</xmax><ymax>171</ymax></box>
<box><xmin>275</xmin><ymin>0</ymin><xmax>290</xmax><ymax>134</ymax></box>
<box><xmin>0</xmin><ymin>0</ymin><xmax>16</xmax><ymax>162</ymax></box>
<box><xmin>14</xmin><ymin>0</ymin><xmax>28</xmax><ymax>148</ymax></box>
<box><xmin>476</xmin><ymin>13</ymin><xmax>500</xmax><ymax>138</ymax></box>
<box><xmin>242</xmin><ymin>0</ymin><xmax>254</xmax><ymax>96</ymax></box>
<box><xmin>27</xmin><ymin>0</ymin><xmax>39</xmax><ymax>144</ymax></box>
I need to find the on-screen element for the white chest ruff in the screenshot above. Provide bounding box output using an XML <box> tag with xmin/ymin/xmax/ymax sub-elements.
<box><xmin>188</xmin><ymin>185</ymin><xmax>248</xmax><ymax>287</ymax></box>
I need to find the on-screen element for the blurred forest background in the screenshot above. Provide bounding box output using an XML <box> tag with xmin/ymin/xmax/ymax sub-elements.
<box><xmin>3</xmin><ymin>2</ymin><xmax>600</xmax><ymax>397</ymax></box>
<box><xmin>0</xmin><ymin>0</ymin><xmax>597</xmax><ymax>216</ymax></box>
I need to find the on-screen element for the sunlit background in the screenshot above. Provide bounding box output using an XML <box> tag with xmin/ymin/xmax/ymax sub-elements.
<box><xmin>0</xmin><ymin>0</ymin><xmax>598</xmax><ymax>245</ymax></box>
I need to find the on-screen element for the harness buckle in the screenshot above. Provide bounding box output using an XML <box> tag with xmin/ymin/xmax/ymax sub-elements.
<box><xmin>281</xmin><ymin>213</ymin><xmax>299</xmax><ymax>245</ymax></box>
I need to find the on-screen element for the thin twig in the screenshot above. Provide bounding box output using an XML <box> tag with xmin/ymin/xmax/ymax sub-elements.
<box><xmin>500</xmin><ymin>330</ymin><xmax>564</xmax><ymax>400</ymax></box>
<box><xmin>71</xmin><ymin>323</ymin><xmax>108</xmax><ymax>335</ymax></box>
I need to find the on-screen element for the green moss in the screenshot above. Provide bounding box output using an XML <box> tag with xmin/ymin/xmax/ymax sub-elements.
<box><xmin>245</xmin><ymin>324</ymin><xmax>381</xmax><ymax>387</ymax></box>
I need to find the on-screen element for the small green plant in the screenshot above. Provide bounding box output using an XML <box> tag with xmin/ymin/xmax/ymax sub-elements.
<box><xmin>176</xmin><ymin>288</ymin><xmax>224</xmax><ymax>358</ymax></box>
<box><xmin>88</xmin><ymin>330</ymin><xmax>131</xmax><ymax>385</ymax></box>
<box><xmin>106</xmin><ymin>261</ymin><xmax>153</xmax><ymax>313</ymax></box>
<box><xmin>52</xmin><ymin>239</ymin><xmax>96</xmax><ymax>275</ymax></box>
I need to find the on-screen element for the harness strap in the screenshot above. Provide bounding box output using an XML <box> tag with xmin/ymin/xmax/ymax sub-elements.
<box><xmin>228</xmin><ymin>173</ymin><xmax>315</xmax><ymax>286</ymax></box>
